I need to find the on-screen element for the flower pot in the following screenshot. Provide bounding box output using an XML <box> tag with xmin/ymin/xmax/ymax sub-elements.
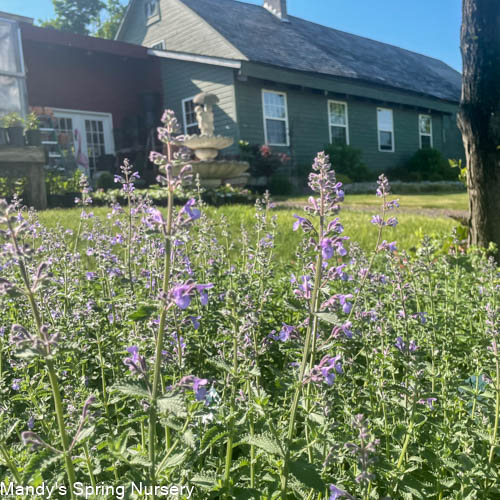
<box><xmin>0</xmin><ymin>128</ymin><xmax>7</xmax><ymax>145</ymax></box>
<box><xmin>7</xmin><ymin>126</ymin><xmax>25</xmax><ymax>146</ymax></box>
<box><xmin>26</xmin><ymin>129</ymin><xmax>42</xmax><ymax>146</ymax></box>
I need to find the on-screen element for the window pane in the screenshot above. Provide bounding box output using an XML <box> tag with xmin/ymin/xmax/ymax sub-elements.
<box><xmin>419</xmin><ymin>115</ymin><xmax>431</xmax><ymax>135</ymax></box>
<box><xmin>183</xmin><ymin>99</ymin><xmax>200</xmax><ymax>134</ymax></box>
<box><xmin>329</xmin><ymin>102</ymin><xmax>346</xmax><ymax>126</ymax></box>
<box><xmin>0</xmin><ymin>75</ymin><xmax>22</xmax><ymax>115</ymax></box>
<box><xmin>264</xmin><ymin>92</ymin><xmax>286</xmax><ymax>119</ymax></box>
<box><xmin>266</xmin><ymin>119</ymin><xmax>286</xmax><ymax>144</ymax></box>
<box><xmin>0</xmin><ymin>20</ymin><xmax>21</xmax><ymax>74</ymax></box>
<box><xmin>377</xmin><ymin>109</ymin><xmax>393</xmax><ymax>130</ymax></box>
<box><xmin>186</xmin><ymin>124</ymin><xmax>200</xmax><ymax>135</ymax></box>
<box><xmin>421</xmin><ymin>135</ymin><xmax>432</xmax><ymax>149</ymax></box>
<box><xmin>330</xmin><ymin>126</ymin><xmax>347</xmax><ymax>145</ymax></box>
<box><xmin>379</xmin><ymin>131</ymin><xmax>393</xmax><ymax>150</ymax></box>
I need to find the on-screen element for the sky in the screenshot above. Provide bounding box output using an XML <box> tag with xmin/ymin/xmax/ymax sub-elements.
<box><xmin>1</xmin><ymin>0</ymin><xmax>463</xmax><ymax>71</ymax></box>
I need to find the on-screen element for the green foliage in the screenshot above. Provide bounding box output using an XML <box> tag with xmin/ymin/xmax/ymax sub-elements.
<box><xmin>268</xmin><ymin>173</ymin><xmax>294</xmax><ymax>196</ymax></box>
<box><xmin>1</xmin><ymin>112</ymin><xmax>23</xmax><ymax>128</ymax></box>
<box><xmin>24</xmin><ymin>112</ymin><xmax>40</xmax><ymax>131</ymax></box>
<box><xmin>95</xmin><ymin>171</ymin><xmax>115</xmax><ymax>191</ymax></box>
<box><xmin>449</xmin><ymin>158</ymin><xmax>467</xmax><ymax>186</ymax></box>
<box><xmin>40</xmin><ymin>0</ymin><xmax>125</xmax><ymax>39</ymax></box>
<box><xmin>40</xmin><ymin>0</ymin><xmax>105</xmax><ymax>35</ymax></box>
<box><xmin>45</xmin><ymin>170</ymin><xmax>81</xmax><ymax>197</ymax></box>
<box><xmin>0</xmin><ymin>177</ymin><xmax>26</xmax><ymax>199</ymax></box>
<box><xmin>323</xmin><ymin>143</ymin><xmax>372</xmax><ymax>182</ymax></box>
<box><xmin>94</xmin><ymin>0</ymin><xmax>127</xmax><ymax>39</ymax></box>
<box><xmin>391</xmin><ymin>148</ymin><xmax>459</xmax><ymax>182</ymax></box>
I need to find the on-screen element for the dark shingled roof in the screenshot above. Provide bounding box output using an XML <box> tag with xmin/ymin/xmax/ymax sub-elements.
<box><xmin>181</xmin><ymin>0</ymin><xmax>462</xmax><ymax>102</ymax></box>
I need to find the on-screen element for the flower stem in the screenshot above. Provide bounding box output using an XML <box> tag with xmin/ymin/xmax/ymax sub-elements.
<box><xmin>148</xmin><ymin>184</ymin><xmax>174</xmax><ymax>490</ymax></box>
<box><xmin>0</xmin><ymin>442</ymin><xmax>22</xmax><ymax>484</ymax></box>
<box><xmin>488</xmin><ymin>346</ymin><xmax>499</xmax><ymax>465</ymax></box>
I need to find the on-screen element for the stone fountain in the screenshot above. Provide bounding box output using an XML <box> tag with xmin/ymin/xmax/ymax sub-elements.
<box><xmin>176</xmin><ymin>92</ymin><xmax>249</xmax><ymax>188</ymax></box>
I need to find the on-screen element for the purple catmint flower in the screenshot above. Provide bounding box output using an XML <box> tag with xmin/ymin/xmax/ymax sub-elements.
<box><xmin>86</xmin><ymin>272</ymin><xmax>98</xmax><ymax>281</ymax></box>
<box><xmin>386</xmin><ymin>217</ymin><xmax>398</xmax><ymax>227</ymax></box>
<box><xmin>395</xmin><ymin>337</ymin><xmax>418</xmax><ymax>353</ymax></box>
<box><xmin>329</xmin><ymin>484</ymin><xmax>352</xmax><ymax>500</ymax></box>
<box><xmin>279</xmin><ymin>323</ymin><xmax>295</xmax><ymax>341</ymax></box>
<box><xmin>376</xmin><ymin>174</ymin><xmax>391</xmax><ymax>197</ymax></box>
<box><xmin>123</xmin><ymin>346</ymin><xmax>147</xmax><ymax>375</ymax></box>
<box><xmin>27</xmin><ymin>416</ymin><xmax>35</xmax><ymax>430</ymax></box>
<box><xmin>189</xmin><ymin>316</ymin><xmax>201</xmax><ymax>330</ymax></box>
<box><xmin>331</xmin><ymin>321</ymin><xmax>353</xmax><ymax>339</ymax></box>
<box><xmin>196</xmin><ymin>284</ymin><xmax>214</xmax><ymax>306</ymax></box>
<box><xmin>395</xmin><ymin>337</ymin><xmax>405</xmax><ymax>352</ymax></box>
<box><xmin>418</xmin><ymin>397</ymin><xmax>437</xmax><ymax>410</ymax></box>
<box><xmin>180</xmin><ymin>199</ymin><xmax>201</xmax><ymax>221</ymax></box>
<box><xmin>338</xmin><ymin>294</ymin><xmax>353</xmax><ymax>314</ymax></box>
<box><xmin>371</xmin><ymin>215</ymin><xmax>384</xmax><ymax>226</ymax></box>
<box><xmin>306</xmin><ymin>355</ymin><xmax>342</xmax><ymax>386</ymax></box>
<box><xmin>171</xmin><ymin>284</ymin><xmax>193</xmax><ymax>309</ymax></box>
<box><xmin>294</xmin><ymin>275</ymin><xmax>312</xmax><ymax>300</ymax></box>
<box><xmin>178</xmin><ymin>375</ymin><xmax>209</xmax><ymax>402</ymax></box>
<box><xmin>193</xmin><ymin>377</ymin><xmax>208</xmax><ymax>401</ymax></box>
<box><xmin>379</xmin><ymin>240</ymin><xmax>397</xmax><ymax>253</ymax></box>
<box><xmin>292</xmin><ymin>215</ymin><xmax>311</xmax><ymax>232</ymax></box>
<box><xmin>320</xmin><ymin>238</ymin><xmax>334</xmax><ymax>260</ymax></box>
<box><xmin>12</xmin><ymin>378</ymin><xmax>21</xmax><ymax>391</ymax></box>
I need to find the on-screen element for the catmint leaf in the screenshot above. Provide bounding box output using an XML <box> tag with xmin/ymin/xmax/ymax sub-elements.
<box><xmin>73</xmin><ymin>425</ymin><xmax>95</xmax><ymax>446</ymax></box>
<box><xmin>190</xmin><ymin>472</ymin><xmax>218</xmax><ymax>490</ymax></box>
<box><xmin>112</xmin><ymin>383</ymin><xmax>151</xmax><ymax>399</ymax></box>
<box><xmin>128</xmin><ymin>304</ymin><xmax>157</xmax><ymax>322</ymax></box>
<box><xmin>242</xmin><ymin>433</ymin><xmax>284</xmax><ymax>457</ymax></box>
<box><xmin>156</xmin><ymin>450</ymin><xmax>189</xmax><ymax>473</ymax></box>
<box><xmin>23</xmin><ymin>449</ymin><xmax>62</xmax><ymax>484</ymax></box>
<box><xmin>288</xmin><ymin>459</ymin><xmax>325</xmax><ymax>492</ymax></box>
<box><xmin>157</xmin><ymin>394</ymin><xmax>188</xmax><ymax>417</ymax></box>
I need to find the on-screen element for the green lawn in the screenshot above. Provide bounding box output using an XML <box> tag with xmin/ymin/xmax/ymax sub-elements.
<box><xmin>38</xmin><ymin>203</ymin><xmax>459</xmax><ymax>262</ymax></box>
<box><xmin>282</xmin><ymin>192</ymin><xmax>468</xmax><ymax>211</ymax></box>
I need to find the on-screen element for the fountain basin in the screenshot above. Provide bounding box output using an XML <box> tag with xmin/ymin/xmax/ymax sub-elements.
<box><xmin>173</xmin><ymin>160</ymin><xmax>250</xmax><ymax>188</ymax></box>
<box><xmin>183</xmin><ymin>135</ymin><xmax>234</xmax><ymax>161</ymax></box>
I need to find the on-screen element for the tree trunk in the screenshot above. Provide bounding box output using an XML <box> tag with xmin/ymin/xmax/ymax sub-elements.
<box><xmin>458</xmin><ymin>0</ymin><xmax>500</xmax><ymax>259</ymax></box>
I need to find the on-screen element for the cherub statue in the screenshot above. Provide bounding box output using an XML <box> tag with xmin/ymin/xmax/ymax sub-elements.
<box><xmin>193</xmin><ymin>92</ymin><xmax>219</xmax><ymax>136</ymax></box>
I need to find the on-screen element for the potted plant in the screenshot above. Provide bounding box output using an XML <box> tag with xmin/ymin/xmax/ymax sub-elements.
<box><xmin>2</xmin><ymin>112</ymin><xmax>25</xmax><ymax>146</ymax></box>
<box><xmin>25</xmin><ymin>112</ymin><xmax>41</xmax><ymax>146</ymax></box>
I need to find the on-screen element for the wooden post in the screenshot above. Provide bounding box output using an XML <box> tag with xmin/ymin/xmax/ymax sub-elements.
<box><xmin>0</xmin><ymin>146</ymin><xmax>47</xmax><ymax>210</ymax></box>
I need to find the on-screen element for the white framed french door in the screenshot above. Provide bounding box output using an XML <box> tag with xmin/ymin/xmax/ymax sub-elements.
<box><xmin>52</xmin><ymin>108</ymin><xmax>115</xmax><ymax>177</ymax></box>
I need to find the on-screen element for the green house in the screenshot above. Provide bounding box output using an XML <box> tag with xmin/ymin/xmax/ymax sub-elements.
<box><xmin>116</xmin><ymin>0</ymin><xmax>464</xmax><ymax>172</ymax></box>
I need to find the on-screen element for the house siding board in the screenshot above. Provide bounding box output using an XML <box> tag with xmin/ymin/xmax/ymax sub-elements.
<box><xmin>241</xmin><ymin>62</ymin><xmax>458</xmax><ymax>114</ymax></box>
<box><xmin>118</xmin><ymin>0</ymin><xmax>244</xmax><ymax>59</ymax></box>
<box><xmin>161</xmin><ymin>58</ymin><xmax>239</xmax><ymax>154</ymax></box>
<box><xmin>235</xmin><ymin>77</ymin><xmax>462</xmax><ymax>171</ymax></box>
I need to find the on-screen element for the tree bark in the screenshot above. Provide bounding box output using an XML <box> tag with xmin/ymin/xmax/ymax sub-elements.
<box><xmin>458</xmin><ymin>0</ymin><xmax>500</xmax><ymax>259</ymax></box>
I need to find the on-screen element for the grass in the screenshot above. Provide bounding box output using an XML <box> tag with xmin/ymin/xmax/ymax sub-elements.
<box><xmin>37</xmin><ymin>203</ymin><xmax>459</xmax><ymax>263</ymax></box>
<box><xmin>281</xmin><ymin>193</ymin><xmax>468</xmax><ymax>211</ymax></box>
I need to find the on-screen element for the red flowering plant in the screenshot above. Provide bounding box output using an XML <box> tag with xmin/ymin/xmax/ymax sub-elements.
<box><xmin>238</xmin><ymin>140</ymin><xmax>290</xmax><ymax>178</ymax></box>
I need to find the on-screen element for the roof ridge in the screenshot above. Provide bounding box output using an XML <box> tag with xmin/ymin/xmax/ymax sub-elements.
<box><xmin>287</xmin><ymin>13</ymin><xmax>460</xmax><ymax>72</ymax></box>
<box><xmin>186</xmin><ymin>0</ymin><xmax>460</xmax><ymax>73</ymax></box>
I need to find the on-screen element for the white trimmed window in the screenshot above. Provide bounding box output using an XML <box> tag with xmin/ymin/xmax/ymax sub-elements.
<box><xmin>182</xmin><ymin>97</ymin><xmax>200</xmax><ymax>135</ymax></box>
<box><xmin>419</xmin><ymin>114</ymin><xmax>433</xmax><ymax>148</ymax></box>
<box><xmin>150</xmin><ymin>40</ymin><xmax>165</xmax><ymax>50</ymax></box>
<box><xmin>262</xmin><ymin>90</ymin><xmax>289</xmax><ymax>146</ymax></box>
<box><xmin>377</xmin><ymin>108</ymin><xmax>394</xmax><ymax>152</ymax></box>
<box><xmin>145</xmin><ymin>0</ymin><xmax>159</xmax><ymax>19</ymax></box>
<box><xmin>328</xmin><ymin>100</ymin><xmax>349</xmax><ymax>145</ymax></box>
